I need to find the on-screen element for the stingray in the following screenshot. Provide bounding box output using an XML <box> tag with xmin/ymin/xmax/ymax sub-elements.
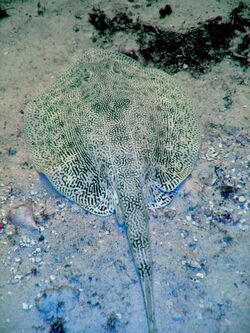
<box><xmin>24</xmin><ymin>48</ymin><xmax>201</xmax><ymax>333</ymax></box>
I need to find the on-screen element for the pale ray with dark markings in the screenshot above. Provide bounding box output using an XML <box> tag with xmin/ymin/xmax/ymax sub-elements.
<box><xmin>24</xmin><ymin>48</ymin><xmax>201</xmax><ymax>333</ymax></box>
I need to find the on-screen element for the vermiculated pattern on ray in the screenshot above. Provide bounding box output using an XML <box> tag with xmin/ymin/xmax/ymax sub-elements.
<box><xmin>24</xmin><ymin>48</ymin><xmax>201</xmax><ymax>333</ymax></box>
<box><xmin>24</xmin><ymin>48</ymin><xmax>201</xmax><ymax>214</ymax></box>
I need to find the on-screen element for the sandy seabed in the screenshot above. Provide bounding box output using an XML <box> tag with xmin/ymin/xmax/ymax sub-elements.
<box><xmin>0</xmin><ymin>1</ymin><xmax>249</xmax><ymax>332</ymax></box>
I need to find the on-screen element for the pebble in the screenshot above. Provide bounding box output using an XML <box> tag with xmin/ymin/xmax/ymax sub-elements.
<box><xmin>14</xmin><ymin>257</ymin><xmax>21</xmax><ymax>263</ymax></box>
<box><xmin>211</xmin><ymin>178</ymin><xmax>217</xmax><ymax>186</ymax></box>
<box><xmin>183</xmin><ymin>259</ymin><xmax>205</xmax><ymax>272</ymax></box>
<box><xmin>35</xmin><ymin>257</ymin><xmax>42</xmax><ymax>263</ymax></box>
<box><xmin>8</xmin><ymin>148</ymin><xmax>17</xmax><ymax>156</ymax></box>
<box><xmin>57</xmin><ymin>202</ymin><xmax>66</xmax><ymax>209</ymax></box>
<box><xmin>38</xmin><ymin>234</ymin><xmax>45</xmax><ymax>242</ymax></box>
<box><xmin>5</xmin><ymin>225</ymin><xmax>16</xmax><ymax>236</ymax></box>
<box><xmin>20</xmin><ymin>236</ymin><xmax>36</xmax><ymax>248</ymax></box>
<box><xmin>238</xmin><ymin>196</ymin><xmax>246</xmax><ymax>203</ymax></box>
<box><xmin>22</xmin><ymin>302</ymin><xmax>29</xmax><ymax>310</ymax></box>
<box><xmin>206</xmin><ymin>147</ymin><xmax>219</xmax><ymax>160</ymax></box>
<box><xmin>7</xmin><ymin>204</ymin><xmax>38</xmax><ymax>230</ymax></box>
<box><xmin>196</xmin><ymin>272</ymin><xmax>204</xmax><ymax>279</ymax></box>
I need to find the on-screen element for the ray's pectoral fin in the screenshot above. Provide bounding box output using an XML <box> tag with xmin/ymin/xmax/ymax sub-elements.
<box><xmin>45</xmin><ymin>160</ymin><xmax>115</xmax><ymax>216</ymax></box>
<box><xmin>148</xmin><ymin>183</ymin><xmax>176</xmax><ymax>209</ymax></box>
<box><xmin>147</xmin><ymin>165</ymin><xmax>190</xmax><ymax>209</ymax></box>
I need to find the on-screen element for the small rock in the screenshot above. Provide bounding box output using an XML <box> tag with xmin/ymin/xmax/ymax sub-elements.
<box><xmin>238</xmin><ymin>196</ymin><xmax>246</xmax><ymax>203</ymax></box>
<box><xmin>35</xmin><ymin>257</ymin><xmax>42</xmax><ymax>263</ymax></box>
<box><xmin>14</xmin><ymin>257</ymin><xmax>22</xmax><ymax>263</ymax></box>
<box><xmin>184</xmin><ymin>259</ymin><xmax>206</xmax><ymax>272</ymax></box>
<box><xmin>5</xmin><ymin>224</ymin><xmax>16</xmax><ymax>236</ymax></box>
<box><xmin>206</xmin><ymin>147</ymin><xmax>218</xmax><ymax>161</ymax></box>
<box><xmin>196</xmin><ymin>272</ymin><xmax>204</xmax><ymax>279</ymax></box>
<box><xmin>22</xmin><ymin>302</ymin><xmax>29</xmax><ymax>310</ymax></box>
<box><xmin>38</xmin><ymin>234</ymin><xmax>45</xmax><ymax>242</ymax></box>
<box><xmin>21</xmin><ymin>161</ymin><xmax>32</xmax><ymax>169</ymax></box>
<box><xmin>8</xmin><ymin>147</ymin><xmax>17</xmax><ymax>156</ymax></box>
<box><xmin>57</xmin><ymin>202</ymin><xmax>66</xmax><ymax>209</ymax></box>
<box><xmin>7</xmin><ymin>204</ymin><xmax>38</xmax><ymax>230</ymax></box>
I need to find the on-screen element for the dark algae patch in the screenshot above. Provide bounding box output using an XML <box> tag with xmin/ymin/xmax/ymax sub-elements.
<box><xmin>214</xmin><ymin>166</ymin><xmax>237</xmax><ymax>200</ymax></box>
<box><xmin>232</xmin><ymin>33</ymin><xmax>250</xmax><ymax>66</ymax></box>
<box><xmin>105</xmin><ymin>312</ymin><xmax>119</xmax><ymax>332</ymax></box>
<box><xmin>0</xmin><ymin>7</ymin><xmax>10</xmax><ymax>19</ymax></box>
<box><xmin>89</xmin><ymin>2</ymin><xmax>250</xmax><ymax>76</ymax></box>
<box><xmin>35</xmin><ymin>286</ymin><xmax>80</xmax><ymax>331</ymax></box>
<box><xmin>89</xmin><ymin>8</ymin><xmax>138</xmax><ymax>35</ymax></box>
<box><xmin>50</xmin><ymin>317</ymin><xmax>66</xmax><ymax>333</ymax></box>
<box><xmin>159</xmin><ymin>4</ymin><xmax>172</xmax><ymax>19</ymax></box>
<box><xmin>37</xmin><ymin>1</ymin><xmax>46</xmax><ymax>16</ymax></box>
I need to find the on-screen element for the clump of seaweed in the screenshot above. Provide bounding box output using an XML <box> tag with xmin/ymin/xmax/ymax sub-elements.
<box><xmin>49</xmin><ymin>317</ymin><xmax>66</xmax><ymax>333</ymax></box>
<box><xmin>0</xmin><ymin>7</ymin><xmax>10</xmax><ymax>20</ymax></box>
<box><xmin>89</xmin><ymin>2</ymin><xmax>250</xmax><ymax>76</ymax></box>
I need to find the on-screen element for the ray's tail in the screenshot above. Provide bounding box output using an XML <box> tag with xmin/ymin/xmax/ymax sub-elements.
<box><xmin>116</xmin><ymin>171</ymin><xmax>155</xmax><ymax>333</ymax></box>
<box><xmin>141</xmin><ymin>272</ymin><xmax>154</xmax><ymax>333</ymax></box>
